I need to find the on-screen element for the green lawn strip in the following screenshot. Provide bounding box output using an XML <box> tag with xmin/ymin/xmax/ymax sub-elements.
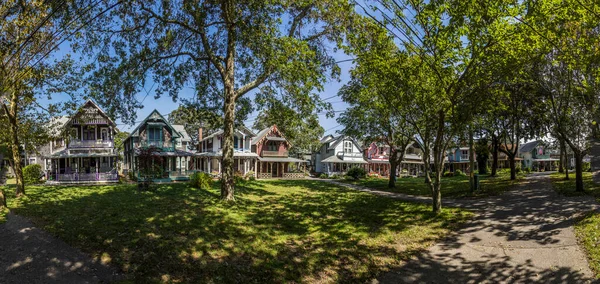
<box><xmin>339</xmin><ymin>170</ymin><xmax>524</xmax><ymax>198</ymax></box>
<box><xmin>575</xmin><ymin>213</ymin><xmax>600</xmax><ymax>278</ymax></box>
<box><xmin>549</xmin><ymin>172</ymin><xmax>600</xmax><ymax>197</ymax></box>
<box><xmin>550</xmin><ymin>171</ymin><xmax>600</xmax><ymax>278</ymax></box>
<box><xmin>0</xmin><ymin>207</ymin><xmax>8</xmax><ymax>224</ymax></box>
<box><xmin>6</xmin><ymin>180</ymin><xmax>471</xmax><ymax>283</ymax></box>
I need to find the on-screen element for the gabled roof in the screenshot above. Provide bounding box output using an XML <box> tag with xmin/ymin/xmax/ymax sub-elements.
<box><xmin>320</xmin><ymin>134</ymin><xmax>334</xmax><ymax>143</ymax></box>
<box><xmin>519</xmin><ymin>140</ymin><xmax>541</xmax><ymax>153</ymax></box>
<box><xmin>127</xmin><ymin>110</ymin><xmax>181</xmax><ymax>141</ymax></box>
<box><xmin>172</xmin><ymin>125</ymin><xmax>191</xmax><ymax>142</ymax></box>
<box><xmin>65</xmin><ymin>99</ymin><xmax>116</xmax><ymax>127</ymax></box>
<box><xmin>251</xmin><ymin>125</ymin><xmax>290</xmax><ymax>146</ymax></box>
<box><xmin>200</xmin><ymin>125</ymin><xmax>256</xmax><ymax>142</ymax></box>
<box><xmin>46</xmin><ymin>100</ymin><xmax>116</xmax><ymax>137</ymax></box>
<box><xmin>327</xmin><ymin>135</ymin><xmax>362</xmax><ymax>151</ymax></box>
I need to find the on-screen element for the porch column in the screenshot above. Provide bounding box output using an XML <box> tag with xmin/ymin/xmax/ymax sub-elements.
<box><xmin>207</xmin><ymin>158</ymin><xmax>211</xmax><ymax>173</ymax></box>
<box><xmin>218</xmin><ymin>159</ymin><xmax>221</xmax><ymax>173</ymax></box>
<box><xmin>254</xmin><ymin>159</ymin><xmax>257</xmax><ymax>178</ymax></box>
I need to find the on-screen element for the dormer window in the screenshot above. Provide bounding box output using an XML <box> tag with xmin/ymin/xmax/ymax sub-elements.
<box><xmin>344</xmin><ymin>141</ymin><xmax>353</xmax><ymax>153</ymax></box>
<box><xmin>148</xmin><ymin>127</ymin><xmax>161</xmax><ymax>141</ymax></box>
<box><xmin>268</xmin><ymin>141</ymin><xmax>277</xmax><ymax>151</ymax></box>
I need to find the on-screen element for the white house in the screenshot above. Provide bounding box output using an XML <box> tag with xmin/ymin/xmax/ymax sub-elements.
<box><xmin>313</xmin><ymin>135</ymin><xmax>367</xmax><ymax>175</ymax></box>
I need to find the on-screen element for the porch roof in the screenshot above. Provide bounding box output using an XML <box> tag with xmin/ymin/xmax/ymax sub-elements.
<box><xmin>258</xmin><ymin>157</ymin><xmax>306</xmax><ymax>163</ymax></box>
<box><xmin>195</xmin><ymin>151</ymin><xmax>258</xmax><ymax>158</ymax></box>
<box><xmin>321</xmin><ymin>155</ymin><xmax>368</xmax><ymax>164</ymax></box>
<box><xmin>47</xmin><ymin>150</ymin><xmax>117</xmax><ymax>158</ymax></box>
<box><xmin>533</xmin><ymin>158</ymin><xmax>559</xmax><ymax>162</ymax></box>
<box><xmin>133</xmin><ymin>149</ymin><xmax>194</xmax><ymax>157</ymax></box>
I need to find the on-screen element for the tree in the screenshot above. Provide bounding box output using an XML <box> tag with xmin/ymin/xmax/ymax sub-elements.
<box><xmin>475</xmin><ymin>137</ymin><xmax>490</xmax><ymax>175</ymax></box>
<box><xmin>136</xmin><ymin>146</ymin><xmax>163</xmax><ymax>191</ymax></box>
<box><xmin>360</xmin><ymin>0</ymin><xmax>520</xmax><ymax>212</ymax></box>
<box><xmin>338</xmin><ymin>21</ymin><xmax>414</xmax><ymax>189</ymax></box>
<box><xmin>78</xmin><ymin>0</ymin><xmax>355</xmax><ymax>200</ymax></box>
<box><xmin>1</xmin><ymin>1</ymin><xmax>82</xmax><ymax>197</ymax></box>
<box><xmin>525</xmin><ymin>0</ymin><xmax>600</xmax><ymax>192</ymax></box>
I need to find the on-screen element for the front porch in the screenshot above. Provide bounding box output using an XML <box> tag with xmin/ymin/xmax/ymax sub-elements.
<box><xmin>256</xmin><ymin>157</ymin><xmax>307</xmax><ymax>179</ymax></box>
<box><xmin>46</xmin><ymin>156</ymin><xmax>118</xmax><ymax>183</ymax></box>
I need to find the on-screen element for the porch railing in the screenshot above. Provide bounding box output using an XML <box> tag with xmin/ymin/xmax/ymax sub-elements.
<box><xmin>52</xmin><ymin>172</ymin><xmax>118</xmax><ymax>182</ymax></box>
<box><xmin>262</xmin><ymin>150</ymin><xmax>288</xmax><ymax>157</ymax></box>
<box><xmin>168</xmin><ymin>170</ymin><xmax>195</xmax><ymax>178</ymax></box>
<box><xmin>140</xmin><ymin>140</ymin><xmax>174</xmax><ymax>151</ymax></box>
<box><xmin>258</xmin><ymin>172</ymin><xmax>272</xmax><ymax>179</ymax></box>
<box><xmin>282</xmin><ymin>172</ymin><xmax>305</xmax><ymax>179</ymax></box>
<box><xmin>69</xmin><ymin>139</ymin><xmax>113</xmax><ymax>148</ymax></box>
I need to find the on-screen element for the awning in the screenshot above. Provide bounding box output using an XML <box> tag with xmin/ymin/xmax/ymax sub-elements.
<box><xmin>321</xmin><ymin>155</ymin><xmax>368</xmax><ymax>164</ymax></box>
<box><xmin>258</xmin><ymin>157</ymin><xmax>306</xmax><ymax>163</ymax></box>
<box><xmin>266</xmin><ymin>136</ymin><xmax>287</xmax><ymax>142</ymax></box>
<box><xmin>195</xmin><ymin>151</ymin><xmax>259</xmax><ymax>158</ymax></box>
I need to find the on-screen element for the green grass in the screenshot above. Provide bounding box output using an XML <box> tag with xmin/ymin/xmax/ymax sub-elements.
<box><xmin>550</xmin><ymin>172</ymin><xmax>600</xmax><ymax>278</ymax></box>
<box><xmin>0</xmin><ymin>206</ymin><xmax>8</xmax><ymax>224</ymax></box>
<box><xmin>339</xmin><ymin>169</ymin><xmax>524</xmax><ymax>198</ymax></box>
<box><xmin>550</xmin><ymin>172</ymin><xmax>600</xmax><ymax>197</ymax></box>
<box><xmin>575</xmin><ymin>213</ymin><xmax>600</xmax><ymax>278</ymax></box>
<box><xmin>4</xmin><ymin>180</ymin><xmax>472</xmax><ymax>283</ymax></box>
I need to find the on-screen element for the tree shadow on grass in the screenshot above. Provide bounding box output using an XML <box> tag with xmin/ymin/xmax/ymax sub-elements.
<box><xmin>6</xmin><ymin>180</ymin><xmax>469</xmax><ymax>283</ymax></box>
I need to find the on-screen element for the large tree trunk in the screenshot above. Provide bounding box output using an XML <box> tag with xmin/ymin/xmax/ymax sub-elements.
<box><xmin>574</xmin><ymin>151</ymin><xmax>584</xmax><ymax>192</ymax></box>
<box><xmin>0</xmin><ymin>187</ymin><xmax>6</xmax><ymax>209</ymax></box>
<box><xmin>7</xmin><ymin>94</ymin><xmax>24</xmax><ymax>197</ymax></box>
<box><xmin>509</xmin><ymin>155</ymin><xmax>516</xmax><ymax>180</ymax></box>
<box><xmin>558</xmin><ymin>138</ymin><xmax>564</xmax><ymax>173</ymax></box>
<box><xmin>469</xmin><ymin>129</ymin><xmax>475</xmax><ymax>192</ymax></box>
<box><xmin>430</xmin><ymin>161</ymin><xmax>443</xmax><ymax>213</ymax></box>
<box><xmin>562</xmin><ymin>140</ymin><xmax>569</xmax><ymax>180</ymax></box>
<box><xmin>491</xmin><ymin>134</ymin><xmax>498</xmax><ymax>176</ymax></box>
<box><xmin>388</xmin><ymin>150</ymin><xmax>398</xmax><ymax>188</ymax></box>
<box><xmin>220</xmin><ymin>82</ymin><xmax>236</xmax><ymax>201</ymax></box>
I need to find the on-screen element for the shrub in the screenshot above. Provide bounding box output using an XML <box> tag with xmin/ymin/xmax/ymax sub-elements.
<box><xmin>583</xmin><ymin>162</ymin><xmax>591</xmax><ymax>172</ymax></box>
<box><xmin>319</xmin><ymin>173</ymin><xmax>328</xmax><ymax>179</ymax></box>
<box><xmin>189</xmin><ymin>172</ymin><xmax>213</xmax><ymax>189</ymax></box>
<box><xmin>346</xmin><ymin>167</ymin><xmax>366</xmax><ymax>180</ymax></box>
<box><xmin>523</xmin><ymin>167</ymin><xmax>532</xmax><ymax>174</ymax></box>
<box><xmin>245</xmin><ymin>171</ymin><xmax>255</xmax><ymax>181</ymax></box>
<box><xmin>443</xmin><ymin>172</ymin><xmax>454</xmax><ymax>178</ymax></box>
<box><xmin>127</xmin><ymin>171</ymin><xmax>138</xmax><ymax>182</ymax></box>
<box><xmin>23</xmin><ymin>164</ymin><xmax>43</xmax><ymax>184</ymax></box>
<box><xmin>329</xmin><ymin>174</ymin><xmax>339</xmax><ymax>179</ymax></box>
<box><xmin>454</xmin><ymin>169</ymin><xmax>466</xmax><ymax>177</ymax></box>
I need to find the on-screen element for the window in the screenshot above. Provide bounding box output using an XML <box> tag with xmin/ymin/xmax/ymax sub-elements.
<box><xmin>234</xmin><ymin>136</ymin><xmax>239</xmax><ymax>149</ymax></box>
<box><xmin>28</xmin><ymin>158</ymin><xmax>36</xmax><ymax>165</ymax></box>
<box><xmin>344</xmin><ymin>141</ymin><xmax>353</xmax><ymax>153</ymax></box>
<box><xmin>101</xmin><ymin>128</ymin><xmax>109</xmax><ymax>141</ymax></box>
<box><xmin>268</xmin><ymin>141</ymin><xmax>277</xmax><ymax>151</ymax></box>
<box><xmin>70</xmin><ymin>128</ymin><xmax>78</xmax><ymax>140</ymax></box>
<box><xmin>461</xmin><ymin>150</ymin><xmax>468</xmax><ymax>160</ymax></box>
<box><xmin>83</xmin><ymin>126</ymin><xmax>96</xmax><ymax>140</ymax></box>
<box><xmin>148</xmin><ymin>127</ymin><xmax>161</xmax><ymax>141</ymax></box>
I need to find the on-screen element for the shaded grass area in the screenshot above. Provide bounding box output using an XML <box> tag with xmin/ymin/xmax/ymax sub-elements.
<box><xmin>0</xmin><ymin>207</ymin><xmax>7</xmax><ymax>224</ymax></box>
<box><xmin>5</xmin><ymin>180</ymin><xmax>471</xmax><ymax>283</ymax></box>
<box><xmin>340</xmin><ymin>169</ymin><xmax>524</xmax><ymax>198</ymax></box>
<box><xmin>550</xmin><ymin>172</ymin><xmax>600</xmax><ymax>197</ymax></box>
<box><xmin>550</xmin><ymin>171</ymin><xmax>600</xmax><ymax>278</ymax></box>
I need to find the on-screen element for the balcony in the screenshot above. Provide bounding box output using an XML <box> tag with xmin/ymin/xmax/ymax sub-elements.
<box><xmin>69</xmin><ymin>139</ymin><xmax>113</xmax><ymax>148</ymax></box>
<box><xmin>336</xmin><ymin>151</ymin><xmax>363</xmax><ymax>159</ymax></box>
<box><xmin>262</xmin><ymin>150</ymin><xmax>288</xmax><ymax>157</ymax></box>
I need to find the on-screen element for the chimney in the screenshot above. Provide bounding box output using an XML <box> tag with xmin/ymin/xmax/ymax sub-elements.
<box><xmin>198</xmin><ymin>127</ymin><xmax>203</xmax><ymax>151</ymax></box>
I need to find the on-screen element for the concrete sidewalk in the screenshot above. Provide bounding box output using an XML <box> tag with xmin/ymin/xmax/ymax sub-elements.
<box><xmin>0</xmin><ymin>213</ymin><xmax>123</xmax><ymax>284</ymax></box>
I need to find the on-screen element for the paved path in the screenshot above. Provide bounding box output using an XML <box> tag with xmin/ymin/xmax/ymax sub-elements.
<box><xmin>0</xmin><ymin>169</ymin><xmax>122</xmax><ymax>283</ymax></box>
<box><xmin>0</xmin><ymin>213</ymin><xmax>123</xmax><ymax>283</ymax></box>
<box><xmin>320</xmin><ymin>175</ymin><xmax>600</xmax><ymax>283</ymax></box>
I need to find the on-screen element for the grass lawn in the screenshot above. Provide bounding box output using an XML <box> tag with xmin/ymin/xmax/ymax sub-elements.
<box><xmin>4</xmin><ymin>180</ymin><xmax>471</xmax><ymax>283</ymax></box>
<box><xmin>550</xmin><ymin>171</ymin><xmax>600</xmax><ymax>278</ymax></box>
<box><xmin>339</xmin><ymin>169</ymin><xmax>524</xmax><ymax>198</ymax></box>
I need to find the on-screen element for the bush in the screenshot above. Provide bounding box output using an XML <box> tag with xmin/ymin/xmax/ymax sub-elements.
<box><xmin>245</xmin><ymin>171</ymin><xmax>255</xmax><ymax>181</ymax></box>
<box><xmin>319</xmin><ymin>173</ymin><xmax>328</xmax><ymax>179</ymax></box>
<box><xmin>346</xmin><ymin>167</ymin><xmax>366</xmax><ymax>180</ymax></box>
<box><xmin>127</xmin><ymin>171</ymin><xmax>138</xmax><ymax>182</ymax></box>
<box><xmin>189</xmin><ymin>172</ymin><xmax>213</xmax><ymax>189</ymax></box>
<box><xmin>583</xmin><ymin>162</ymin><xmax>591</xmax><ymax>172</ymax></box>
<box><xmin>523</xmin><ymin>167</ymin><xmax>532</xmax><ymax>174</ymax></box>
<box><xmin>443</xmin><ymin>171</ymin><xmax>455</xmax><ymax>178</ymax></box>
<box><xmin>23</xmin><ymin>164</ymin><xmax>43</xmax><ymax>184</ymax></box>
<box><xmin>454</xmin><ymin>169</ymin><xmax>466</xmax><ymax>177</ymax></box>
